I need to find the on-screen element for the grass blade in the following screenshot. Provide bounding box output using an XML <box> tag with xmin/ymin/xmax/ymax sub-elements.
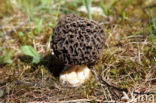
<box><xmin>84</xmin><ymin>0</ymin><xmax>92</xmax><ymax>20</ymax></box>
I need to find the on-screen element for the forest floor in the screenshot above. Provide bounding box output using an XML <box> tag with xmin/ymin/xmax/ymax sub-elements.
<box><xmin>0</xmin><ymin>0</ymin><xmax>156</xmax><ymax>102</ymax></box>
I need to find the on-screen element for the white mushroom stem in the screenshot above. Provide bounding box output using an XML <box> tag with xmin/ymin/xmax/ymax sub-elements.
<box><xmin>59</xmin><ymin>65</ymin><xmax>91</xmax><ymax>87</ymax></box>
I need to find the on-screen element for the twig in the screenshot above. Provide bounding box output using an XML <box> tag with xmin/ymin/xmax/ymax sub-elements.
<box><xmin>92</xmin><ymin>66</ymin><xmax>127</xmax><ymax>91</ymax></box>
<box><xmin>56</xmin><ymin>99</ymin><xmax>102</xmax><ymax>103</ymax></box>
<box><xmin>28</xmin><ymin>99</ymin><xmax>104</xmax><ymax>103</ymax></box>
<box><xmin>91</xmin><ymin>67</ymin><xmax>100</xmax><ymax>81</ymax></box>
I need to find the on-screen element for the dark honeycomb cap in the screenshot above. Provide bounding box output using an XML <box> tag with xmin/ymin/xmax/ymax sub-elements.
<box><xmin>51</xmin><ymin>14</ymin><xmax>105</xmax><ymax>66</ymax></box>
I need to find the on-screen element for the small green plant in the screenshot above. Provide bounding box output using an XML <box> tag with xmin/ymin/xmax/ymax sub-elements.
<box><xmin>84</xmin><ymin>0</ymin><xmax>92</xmax><ymax>20</ymax></box>
<box><xmin>20</xmin><ymin>45</ymin><xmax>41</xmax><ymax>64</ymax></box>
<box><xmin>35</xmin><ymin>19</ymin><xmax>43</xmax><ymax>34</ymax></box>
<box><xmin>0</xmin><ymin>50</ymin><xmax>13</xmax><ymax>64</ymax></box>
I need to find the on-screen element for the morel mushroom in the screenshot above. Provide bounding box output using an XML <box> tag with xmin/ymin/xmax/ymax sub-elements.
<box><xmin>51</xmin><ymin>14</ymin><xmax>105</xmax><ymax>87</ymax></box>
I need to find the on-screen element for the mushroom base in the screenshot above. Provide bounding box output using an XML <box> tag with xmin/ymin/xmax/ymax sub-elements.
<box><xmin>59</xmin><ymin>65</ymin><xmax>91</xmax><ymax>87</ymax></box>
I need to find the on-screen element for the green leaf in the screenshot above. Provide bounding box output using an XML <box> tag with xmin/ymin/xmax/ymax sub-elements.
<box><xmin>21</xmin><ymin>45</ymin><xmax>40</xmax><ymax>64</ymax></box>
<box><xmin>18</xmin><ymin>32</ymin><xmax>25</xmax><ymax>36</ymax></box>
<box><xmin>3</xmin><ymin>50</ymin><xmax>13</xmax><ymax>64</ymax></box>
<box><xmin>21</xmin><ymin>45</ymin><xmax>39</xmax><ymax>57</ymax></box>
<box><xmin>32</xmin><ymin>56</ymin><xmax>40</xmax><ymax>64</ymax></box>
